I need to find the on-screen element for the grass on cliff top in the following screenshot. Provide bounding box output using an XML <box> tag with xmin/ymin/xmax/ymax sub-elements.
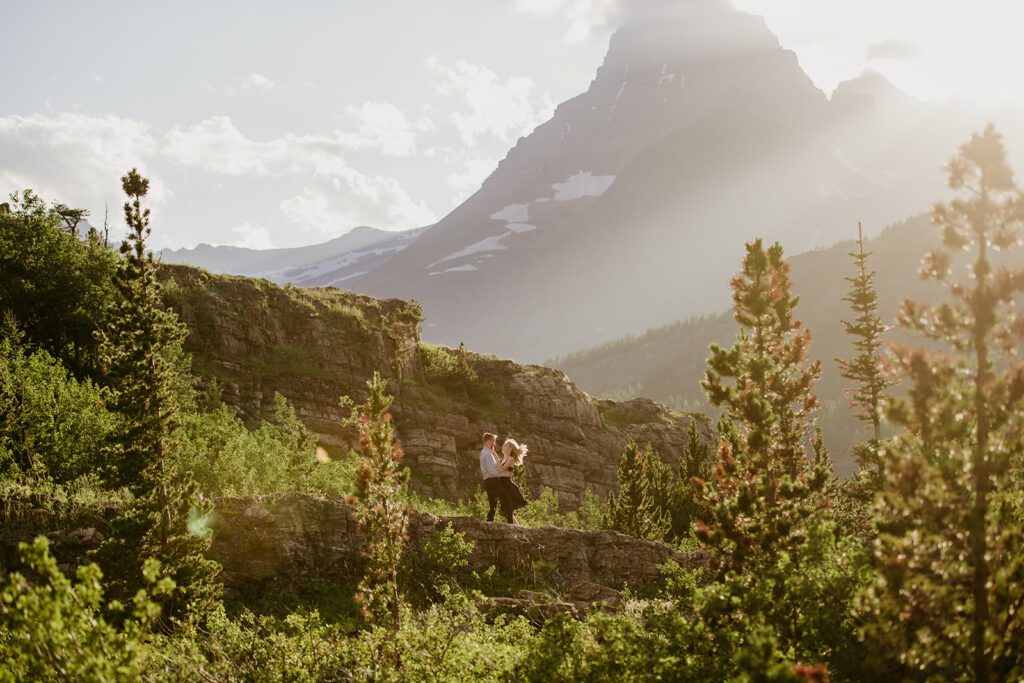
<box><xmin>162</xmin><ymin>263</ymin><xmax>423</xmax><ymax>342</ymax></box>
<box><xmin>597</xmin><ymin>401</ymin><xmax>674</xmax><ymax>429</ymax></box>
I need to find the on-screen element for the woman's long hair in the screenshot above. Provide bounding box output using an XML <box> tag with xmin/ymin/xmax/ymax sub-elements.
<box><xmin>503</xmin><ymin>438</ymin><xmax>528</xmax><ymax>468</ymax></box>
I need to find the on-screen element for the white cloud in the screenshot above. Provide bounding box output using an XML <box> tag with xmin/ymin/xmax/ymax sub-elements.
<box><xmin>336</xmin><ymin>102</ymin><xmax>416</xmax><ymax>156</ymax></box>
<box><xmin>514</xmin><ymin>0</ymin><xmax>621</xmax><ymax>43</ymax></box>
<box><xmin>164</xmin><ymin>116</ymin><xmax>277</xmax><ymax>174</ymax></box>
<box><xmin>242</xmin><ymin>72</ymin><xmax>275</xmax><ymax>90</ymax></box>
<box><xmin>430</xmin><ymin>59</ymin><xmax>554</xmax><ymax>145</ymax></box>
<box><xmin>0</xmin><ymin>112</ymin><xmax>168</xmax><ymax>209</ymax></box>
<box><xmin>281</xmin><ymin>181</ymin><xmax>435</xmax><ymax>237</ymax></box>
<box><xmin>164</xmin><ymin>110</ymin><xmax>416</xmax><ymax>177</ymax></box>
<box><xmin>163</xmin><ymin>116</ymin><xmax>434</xmax><ymax>235</ymax></box>
<box><xmin>231</xmin><ymin>222</ymin><xmax>275</xmax><ymax>249</ymax></box>
<box><xmin>415</xmin><ymin>115</ymin><xmax>436</xmax><ymax>132</ymax></box>
<box><xmin>864</xmin><ymin>38</ymin><xmax>920</xmax><ymax>61</ymax></box>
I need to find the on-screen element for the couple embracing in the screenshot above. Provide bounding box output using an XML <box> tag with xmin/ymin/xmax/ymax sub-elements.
<box><xmin>479</xmin><ymin>432</ymin><xmax>528</xmax><ymax>524</ymax></box>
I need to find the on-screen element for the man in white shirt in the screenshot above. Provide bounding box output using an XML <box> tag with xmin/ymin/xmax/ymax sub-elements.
<box><xmin>480</xmin><ymin>432</ymin><xmax>512</xmax><ymax>522</ymax></box>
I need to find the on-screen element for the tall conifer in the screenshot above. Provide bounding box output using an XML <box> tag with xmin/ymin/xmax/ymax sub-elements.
<box><xmin>836</xmin><ymin>223</ymin><xmax>893</xmax><ymax>475</ymax></box>
<box><xmin>859</xmin><ymin>126</ymin><xmax>1024</xmax><ymax>680</ymax></box>
<box><xmin>696</xmin><ymin>239</ymin><xmax>828</xmax><ymax>579</ymax></box>
<box><xmin>95</xmin><ymin>169</ymin><xmax>218</xmax><ymax>622</ymax></box>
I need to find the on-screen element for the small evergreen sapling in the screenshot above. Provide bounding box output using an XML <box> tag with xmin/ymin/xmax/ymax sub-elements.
<box><xmin>604</xmin><ymin>441</ymin><xmax>670</xmax><ymax>542</ymax></box>
<box><xmin>342</xmin><ymin>372</ymin><xmax>411</xmax><ymax>633</ymax></box>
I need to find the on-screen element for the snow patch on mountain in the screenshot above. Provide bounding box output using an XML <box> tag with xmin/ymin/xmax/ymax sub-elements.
<box><xmin>490</xmin><ymin>203</ymin><xmax>530</xmax><ymax>222</ymax></box>
<box><xmin>429</xmin><ymin>263</ymin><xmax>479</xmax><ymax>276</ymax></box>
<box><xmin>506</xmin><ymin>223</ymin><xmax>537</xmax><ymax>234</ymax></box>
<box><xmin>270</xmin><ymin>245</ymin><xmax>405</xmax><ymax>282</ymax></box>
<box><xmin>430</xmin><ymin>235</ymin><xmax>508</xmax><ymax>267</ymax></box>
<box><xmin>551</xmin><ymin>172</ymin><xmax>616</xmax><ymax>201</ymax></box>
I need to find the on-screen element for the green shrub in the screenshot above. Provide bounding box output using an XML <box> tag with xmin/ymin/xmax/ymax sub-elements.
<box><xmin>0</xmin><ymin>322</ymin><xmax>115</xmax><ymax>482</ymax></box>
<box><xmin>401</xmin><ymin>524</ymin><xmax>475</xmax><ymax>600</ymax></box>
<box><xmin>418</xmin><ymin>342</ymin><xmax>477</xmax><ymax>387</ymax></box>
<box><xmin>173</xmin><ymin>394</ymin><xmax>354</xmax><ymax>497</ymax></box>
<box><xmin>0</xmin><ymin>536</ymin><xmax>173</xmax><ymax>682</ymax></box>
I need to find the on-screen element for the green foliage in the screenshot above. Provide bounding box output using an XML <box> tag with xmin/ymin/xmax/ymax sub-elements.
<box><xmin>697</xmin><ymin>239</ymin><xmax>830</xmax><ymax>581</ymax></box>
<box><xmin>836</xmin><ymin>223</ymin><xmax>894</xmax><ymax>475</ymax></box>
<box><xmin>164</xmin><ymin>606</ymin><xmax>357</xmax><ymax>682</ymax></box>
<box><xmin>401</xmin><ymin>524</ymin><xmax>475</xmax><ymax>600</ymax></box>
<box><xmin>689</xmin><ymin>239</ymin><xmax>855</xmax><ymax>676</ymax></box>
<box><xmin>173</xmin><ymin>394</ymin><xmax>354</xmax><ymax>497</ymax></box>
<box><xmin>604</xmin><ymin>442</ymin><xmax>671</xmax><ymax>542</ymax></box>
<box><xmin>703</xmin><ymin>239</ymin><xmax>823</xmax><ymax>477</ymax></box>
<box><xmin>0</xmin><ymin>190</ymin><xmax>117</xmax><ymax>379</ymax></box>
<box><xmin>356</xmin><ymin>590</ymin><xmax>533</xmax><ymax>682</ymax></box>
<box><xmin>0</xmin><ymin>475</ymin><xmax>130</xmax><ymax>530</ymax></box>
<box><xmin>0</xmin><ymin>536</ymin><xmax>173</xmax><ymax>682</ymax></box>
<box><xmin>520</xmin><ymin>488</ymin><xmax>606</xmax><ymax>530</ymax></box>
<box><xmin>858</xmin><ymin>126</ymin><xmax>1024</xmax><ymax>681</ymax></box>
<box><xmin>94</xmin><ymin>169</ymin><xmax>220</xmax><ymax>623</ymax></box>
<box><xmin>0</xmin><ymin>317</ymin><xmax>115</xmax><ymax>481</ymax></box>
<box><xmin>671</xmin><ymin>419</ymin><xmax>712</xmax><ymax>539</ymax></box>
<box><xmin>418</xmin><ymin>342</ymin><xmax>478</xmax><ymax>387</ymax></box>
<box><xmin>343</xmin><ymin>372</ymin><xmax>410</xmax><ymax>632</ymax></box>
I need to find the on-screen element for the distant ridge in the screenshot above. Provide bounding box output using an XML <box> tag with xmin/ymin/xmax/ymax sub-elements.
<box><xmin>160</xmin><ymin>226</ymin><xmax>423</xmax><ymax>287</ymax></box>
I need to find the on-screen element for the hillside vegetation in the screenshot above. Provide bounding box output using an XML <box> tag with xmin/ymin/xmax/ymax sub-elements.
<box><xmin>554</xmin><ymin>214</ymin><xmax>952</xmax><ymax>475</ymax></box>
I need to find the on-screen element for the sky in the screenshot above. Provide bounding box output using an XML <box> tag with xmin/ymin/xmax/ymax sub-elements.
<box><xmin>2</xmin><ymin>0</ymin><xmax>1023</xmax><ymax>250</ymax></box>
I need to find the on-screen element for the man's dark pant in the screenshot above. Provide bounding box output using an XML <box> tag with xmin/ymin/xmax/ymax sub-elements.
<box><xmin>483</xmin><ymin>477</ymin><xmax>513</xmax><ymax>523</ymax></box>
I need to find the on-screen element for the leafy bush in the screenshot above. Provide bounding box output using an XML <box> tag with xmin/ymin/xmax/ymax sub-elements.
<box><xmin>0</xmin><ymin>537</ymin><xmax>173</xmax><ymax>682</ymax></box>
<box><xmin>174</xmin><ymin>394</ymin><xmax>354</xmax><ymax>498</ymax></box>
<box><xmin>0</xmin><ymin>190</ymin><xmax>117</xmax><ymax>379</ymax></box>
<box><xmin>418</xmin><ymin>342</ymin><xmax>477</xmax><ymax>387</ymax></box>
<box><xmin>401</xmin><ymin>523</ymin><xmax>475</xmax><ymax>600</ymax></box>
<box><xmin>0</xmin><ymin>322</ymin><xmax>115</xmax><ymax>482</ymax></box>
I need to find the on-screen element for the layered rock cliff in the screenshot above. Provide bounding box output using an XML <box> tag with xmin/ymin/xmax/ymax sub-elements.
<box><xmin>161</xmin><ymin>265</ymin><xmax>705</xmax><ymax>507</ymax></box>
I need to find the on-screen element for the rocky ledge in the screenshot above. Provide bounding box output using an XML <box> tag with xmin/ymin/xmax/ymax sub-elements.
<box><xmin>209</xmin><ymin>494</ymin><xmax>706</xmax><ymax>600</ymax></box>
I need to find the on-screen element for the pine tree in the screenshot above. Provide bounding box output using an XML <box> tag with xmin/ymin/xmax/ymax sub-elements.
<box><xmin>605</xmin><ymin>442</ymin><xmax>670</xmax><ymax>542</ymax></box>
<box><xmin>343</xmin><ymin>372</ymin><xmax>410</xmax><ymax>633</ymax></box>
<box><xmin>836</xmin><ymin>223</ymin><xmax>893</xmax><ymax>475</ymax></box>
<box><xmin>667</xmin><ymin>419</ymin><xmax>711</xmax><ymax>541</ymax></box>
<box><xmin>859</xmin><ymin>126</ymin><xmax>1024</xmax><ymax>680</ymax></box>
<box><xmin>703</xmin><ymin>239</ymin><xmax>823</xmax><ymax>478</ymax></box>
<box><xmin>696</xmin><ymin>239</ymin><xmax>829</xmax><ymax>580</ymax></box>
<box><xmin>94</xmin><ymin>169</ymin><xmax>219</xmax><ymax>622</ymax></box>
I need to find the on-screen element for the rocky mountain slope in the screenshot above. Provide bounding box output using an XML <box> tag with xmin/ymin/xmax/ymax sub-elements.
<box><xmin>161</xmin><ymin>265</ymin><xmax>704</xmax><ymax>507</ymax></box>
<box><xmin>348</xmin><ymin>1</ymin><xmax>984</xmax><ymax>363</ymax></box>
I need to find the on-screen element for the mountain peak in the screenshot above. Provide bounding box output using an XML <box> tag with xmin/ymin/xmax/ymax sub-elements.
<box><xmin>832</xmin><ymin>68</ymin><xmax>917</xmax><ymax>108</ymax></box>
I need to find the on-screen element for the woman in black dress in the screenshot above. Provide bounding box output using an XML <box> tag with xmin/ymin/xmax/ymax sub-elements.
<box><xmin>498</xmin><ymin>438</ymin><xmax>529</xmax><ymax>517</ymax></box>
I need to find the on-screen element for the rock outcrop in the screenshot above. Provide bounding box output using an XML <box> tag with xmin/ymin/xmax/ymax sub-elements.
<box><xmin>2</xmin><ymin>494</ymin><xmax>706</xmax><ymax>608</ymax></box>
<box><xmin>163</xmin><ymin>265</ymin><xmax>707</xmax><ymax>507</ymax></box>
<box><xmin>208</xmin><ymin>494</ymin><xmax>705</xmax><ymax>597</ymax></box>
